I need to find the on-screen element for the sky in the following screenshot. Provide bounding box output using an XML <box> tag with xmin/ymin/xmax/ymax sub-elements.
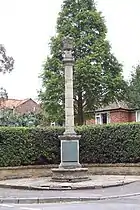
<box><xmin>0</xmin><ymin>0</ymin><xmax>140</xmax><ymax>100</ymax></box>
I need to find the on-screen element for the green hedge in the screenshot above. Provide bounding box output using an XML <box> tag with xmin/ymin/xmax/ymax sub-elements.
<box><xmin>0</xmin><ymin>123</ymin><xmax>140</xmax><ymax>166</ymax></box>
<box><xmin>78</xmin><ymin>123</ymin><xmax>140</xmax><ymax>164</ymax></box>
<box><xmin>0</xmin><ymin>127</ymin><xmax>63</xmax><ymax>167</ymax></box>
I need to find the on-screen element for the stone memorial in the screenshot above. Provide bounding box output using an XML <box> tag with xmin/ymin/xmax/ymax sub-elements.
<box><xmin>52</xmin><ymin>37</ymin><xmax>89</xmax><ymax>182</ymax></box>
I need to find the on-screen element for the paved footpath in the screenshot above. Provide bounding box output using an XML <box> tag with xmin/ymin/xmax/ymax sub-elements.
<box><xmin>1</xmin><ymin>177</ymin><xmax>140</xmax><ymax>207</ymax></box>
<box><xmin>0</xmin><ymin>181</ymin><xmax>140</xmax><ymax>203</ymax></box>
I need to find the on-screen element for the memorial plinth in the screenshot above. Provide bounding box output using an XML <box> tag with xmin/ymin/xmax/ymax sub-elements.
<box><xmin>52</xmin><ymin>168</ymin><xmax>89</xmax><ymax>182</ymax></box>
<box><xmin>52</xmin><ymin>134</ymin><xmax>89</xmax><ymax>182</ymax></box>
<box><xmin>51</xmin><ymin>37</ymin><xmax>89</xmax><ymax>182</ymax></box>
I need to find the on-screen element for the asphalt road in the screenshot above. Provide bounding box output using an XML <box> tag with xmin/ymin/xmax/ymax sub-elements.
<box><xmin>1</xmin><ymin>198</ymin><xmax>140</xmax><ymax>210</ymax></box>
<box><xmin>1</xmin><ymin>182</ymin><xmax>140</xmax><ymax>209</ymax></box>
<box><xmin>0</xmin><ymin>181</ymin><xmax>140</xmax><ymax>199</ymax></box>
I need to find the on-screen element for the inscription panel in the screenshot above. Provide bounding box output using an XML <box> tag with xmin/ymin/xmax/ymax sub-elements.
<box><xmin>62</xmin><ymin>140</ymin><xmax>78</xmax><ymax>162</ymax></box>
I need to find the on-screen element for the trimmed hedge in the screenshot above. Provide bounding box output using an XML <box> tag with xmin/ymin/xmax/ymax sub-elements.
<box><xmin>0</xmin><ymin>123</ymin><xmax>140</xmax><ymax>166</ymax></box>
<box><xmin>78</xmin><ymin>123</ymin><xmax>140</xmax><ymax>164</ymax></box>
<box><xmin>0</xmin><ymin>127</ymin><xmax>63</xmax><ymax>167</ymax></box>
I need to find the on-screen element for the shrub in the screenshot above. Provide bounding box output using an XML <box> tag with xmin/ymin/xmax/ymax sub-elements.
<box><xmin>0</xmin><ymin>127</ymin><xmax>63</xmax><ymax>166</ymax></box>
<box><xmin>0</xmin><ymin>123</ymin><xmax>140</xmax><ymax>166</ymax></box>
<box><xmin>78</xmin><ymin>123</ymin><xmax>140</xmax><ymax>164</ymax></box>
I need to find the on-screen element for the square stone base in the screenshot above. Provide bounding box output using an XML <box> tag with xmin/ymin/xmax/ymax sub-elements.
<box><xmin>51</xmin><ymin>168</ymin><xmax>89</xmax><ymax>182</ymax></box>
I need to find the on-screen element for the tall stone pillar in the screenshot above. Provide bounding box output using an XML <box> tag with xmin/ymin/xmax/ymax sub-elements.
<box><xmin>63</xmin><ymin>45</ymin><xmax>75</xmax><ymax>135</ymax></box>
<box><xmin>59</xmin><ymin>37</ymin><xmax>80</xmax><ymax>169</ymax></box>
<box><xmin>52</xmin><ymin>37</ymin><xmax>89</xmax><ymax>182</ymax></box>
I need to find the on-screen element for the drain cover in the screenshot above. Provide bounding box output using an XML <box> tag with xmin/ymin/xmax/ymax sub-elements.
<box><xmin>41</xmin><ymin>185</ymin><xmax>72</xmax><ymax>190</ymax></box>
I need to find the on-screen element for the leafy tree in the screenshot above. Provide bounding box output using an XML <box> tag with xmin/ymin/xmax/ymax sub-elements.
<box><xmin>0</xmin><ymin>109</ymin><xmax>20</xmax><ymax>126</ymax></box>
<box><xmin>126</xmin><ymin>64</ymin><xmax>140</xmax><ymax>109</ymax></box>
<box><xmin>17</xmin><ymin>112</ymin><xmax>41</xmax><ymax>127</ymax></box>
<box><xmin>0</xmin><ymin>87</ymin><xmax>8</xmax><ymax>101</ymax></box>
<box><xmin>0</xmin><ymin>45</ymin><xmax>14</xmax><ymax>73</ymax></box>
<box><xmin>0</xmin><ymin>46</ymin><xmax>14</xmax><ymax>102</ymax></box>
<box><xmin>39</xmin><ymin>0</ymin><xmax>126</xmax><ymax>125</ymax></box>
<box><xmin>0</xmin><ymin>109</ymin><xmax>41</xmax><ymax>127</ymax></box>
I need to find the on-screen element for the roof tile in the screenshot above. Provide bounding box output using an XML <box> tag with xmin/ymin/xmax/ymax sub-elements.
<box><xmin>0</xmin><ymin>99</ymin><xmax>30</xmax><ymax>109</ymax></box>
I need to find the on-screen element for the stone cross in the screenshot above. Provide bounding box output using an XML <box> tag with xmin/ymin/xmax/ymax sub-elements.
<box><xmin>51</xmin><ymin>37</ymin><xmax>89</xmax><ymax>180</ymax></box>
<box><xmin>63</xmin><ymin>37</ymin><xmax>76</xmax><ymax>135</ymax></box>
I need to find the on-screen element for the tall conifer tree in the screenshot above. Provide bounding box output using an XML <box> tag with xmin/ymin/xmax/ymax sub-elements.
<box><xmin>39</xmin><ymin>0</ymin><xmax>125</xmax><ymax>125</ymax></box>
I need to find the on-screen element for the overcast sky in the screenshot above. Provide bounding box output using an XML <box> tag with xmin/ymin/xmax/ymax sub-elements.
<box><xmin>0</xmin><ymin>0</ymin><xmax>140</xmax><ymax>100</ymax></box>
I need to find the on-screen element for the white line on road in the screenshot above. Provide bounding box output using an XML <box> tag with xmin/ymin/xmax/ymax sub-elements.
<box><xmin>0</xmin><ymin>204</ymin><xmax>14</xmax><ymax>207</ymax></box>
<box><xmin>20</xmin><ymin>207</ymin><xmax>41</xmax><ymax>210</ymax></box>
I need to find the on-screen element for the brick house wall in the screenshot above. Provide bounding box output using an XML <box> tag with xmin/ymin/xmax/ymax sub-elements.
<box><xmin>110</xmin><ymin>109</ymin><xmax>136</xmax><ymax>123</ymax></box>
<box><xmin>15</xmin><ymin>99</ymin><xmax>40</xmax><ymax>115</ymax></box>
<box><xmin>86</xmin><ymin>119</ymin><xmax>95</xmax><ymax>125</ymax></box>
<box><xmin>129</xmin><ymin>111</ymin><xmax>136</xmax><ymax>122</ymax></box>
<box><xmin>85</xmin><ymin>109</ymin><xmax>137</xmax><ymax>125</ymax></box>
<box><xmin>110</xmin><ymin>109</ymin><xmax>129</xmax><ymax>123</ymax></box>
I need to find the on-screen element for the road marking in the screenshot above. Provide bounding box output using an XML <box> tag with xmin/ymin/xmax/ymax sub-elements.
<box><xmin>0</xmin><ymin>204</ymin><xmax>14</xmax><ymax>207</ymax></box>
<box><xmin>20</xmin><ymin>207</ymin><xmax>41</xmax><ymax>210</ymax></box>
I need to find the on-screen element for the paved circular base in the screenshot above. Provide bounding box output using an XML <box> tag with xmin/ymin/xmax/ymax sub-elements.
<box><xmin>38</xmin><ymin>180</ymin><xmax>133</xmax><ymax>190</ymax></box>
<box><xmin>0</xmin><ymin>175</ymin><xmax>138</xmax><ymax>191</ymax></box>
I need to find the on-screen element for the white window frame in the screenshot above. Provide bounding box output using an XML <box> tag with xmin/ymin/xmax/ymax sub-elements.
<box><xmin>136</xmin><ymin>110</ymin><xmax>140</xmax><ymax>122</ymax></box>
<box><xmin>95</xmin><ymin>113</ymin><xmax>101</xmax><ymax>124</ymax></box>
<box><xmin>95</xmin><ymin>112</ymin><xmax>110</xmax><ymax>125</ymax></box>
<box><xmin>51</xmin><ymin>122</ymin><xmax>56</xmax><ymax>126</ymax></box>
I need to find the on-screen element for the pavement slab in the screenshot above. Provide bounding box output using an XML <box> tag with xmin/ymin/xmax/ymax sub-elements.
<box><xmin>0</xmin><ymin>175</ymin><xmax>139</xmax><ymax>190</ymax></box>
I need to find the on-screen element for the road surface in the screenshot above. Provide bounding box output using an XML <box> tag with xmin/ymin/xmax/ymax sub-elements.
<box><xmin>1</xmin><ymin>182</ymin><xmax>140</xmax><ymax>209</ymax></box>
<box><xmin>0</xmin><ymin>181</ymin><xmax>140</xmax><ymax>199</ymax></box>
<box><xmin>1</xmin><ymin>197</ymin><xmax>140</xmax><ymax>210</ymax></box>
